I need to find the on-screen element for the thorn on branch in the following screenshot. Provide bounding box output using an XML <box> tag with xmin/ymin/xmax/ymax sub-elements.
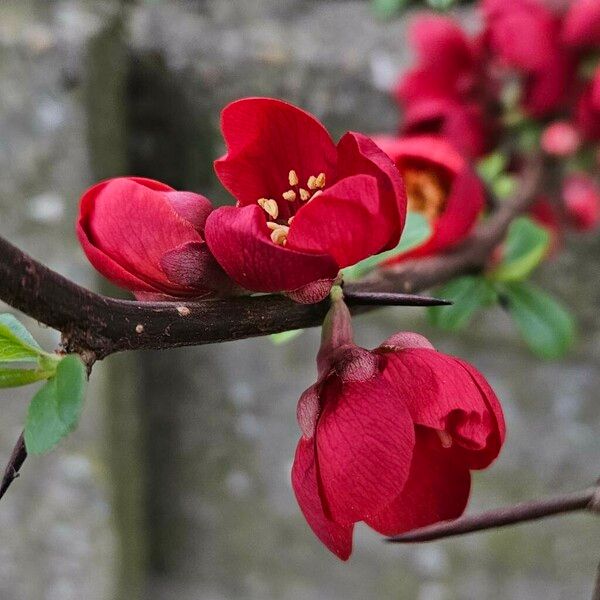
<box><xmin>0</xmin><ymin>432</ymin><xmax>27</xmax><ymax>501</ymax></box>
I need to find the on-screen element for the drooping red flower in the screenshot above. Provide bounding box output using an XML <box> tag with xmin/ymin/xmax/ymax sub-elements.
<box><xmin>395</xmin><ymin>14</ymin><xmax>492</xmax><ymax>157</ymax></box>
<box><xmin>77</xmin><ymin>177</ymin><xmax>236</xmax><ymax>300</ymax></box>
<box><xmin>562</xmin><ymin>0</ymin><xmax>600</xmax><ymax>49</ymax></box>
<box><xmin>562</xmin><ymin>173</ymin><xmax>600</xmax><ymax>231</ymax></box>
<box><xmin>576</xmin><ymin>68</ymin><xmax>600</xmax><ymax>141</ymax></box>
<box><xmin>292</xmin><ymin>292</ymin><xmax>505</xmax><ymax>560</ymax></box>
<box><xmin>373</xmin><ymin>135</ymin><xmax>485</xmax><ymax>260</ymax></box>
<box><xmin>482</xmin><ymin>0</ymin><xmax>574</xmax><ymax>117</ymax></box>
<box><xmin>204</xmin><ymin>98</ymin><xmax>406</xmax><ymax>303</ymax></box>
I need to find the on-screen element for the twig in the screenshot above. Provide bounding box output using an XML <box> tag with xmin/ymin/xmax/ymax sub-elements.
<box><xmin>387</xmin><ymin>486</ymin><xmax>598</xmax><ymax>543</ymax></box>
<box><xmin>0</xmin><ymin>159</ymin><xmax>542</xmax><ymax>360</ymax></box>
<box><xmin>0</xmin><ymin>433</ymin><xmax>26</xmax><ymax>501</ymax></box>
<box><xmin>593</xmin><ymin>559</ymin><xmax>600</xmax><ymax>600</ymax></box>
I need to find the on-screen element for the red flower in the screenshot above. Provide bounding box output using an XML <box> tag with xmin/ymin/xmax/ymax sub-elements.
<box><xmin>395</xmin><ymin>15</ymin><xmax>491</xmax><ymax>157</ymax></box>
<box><xmin>204</xmin><ymin>98</ymin><xmax>406</xmax><ymax>303</ymax></box>
<box><xmin>541</xmin><ymin>120</ymin><xmax>581</xmax><ymax>156</ymax></box>
<box><xmin>77</xmin><ymin>177</ymin><xmax>236</xmax><ymax>300</ymax></box>
<box><xmin>482</xmin><ymin>0</ymin><xmax>573</xmax><ymax>117</ymax></box>
<box><xmin>576</xmin><ymin>68</ymin><xmax>600</xmax><ymax>141</ymax></box>
<box><xmin>562</xmin><ymin>0</ymin><xmax>600</xmax><ymax>49</ymax></box>
<box><xmin>292</xmin><ymin>293</ymin><xmax>505</xmax><ymax>560</ymax></box>
<box><xmin>373</xmin><ymin>135</ymin><xmax>485</xmax><ymax>260</ymax></box>
<box><xmin>562</xmin><ymin>174</ymin><xmax>600</xmax><ymax>231</ymax></box>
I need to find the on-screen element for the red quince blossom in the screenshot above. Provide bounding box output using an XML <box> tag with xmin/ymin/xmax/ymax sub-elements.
<box><xmin>482</xmin><ymin>0</ymin><xmax>574</xmax><ymax>117</ymax></box>
<box><xmin>576</xmin><ymin>68</ymin><xmax>600</xmax><ymax>141</ymax></box>
<box><xmin>292</xmin><ymin>292</ymin><xmax>505</xmax><ymax>560</ymax></box>
<box><xmin>562</xmin><ymin>174</ymin><xmax>600</xmax><ymax>231</ymax></box>
<box><xmin>373</xmin><ymin>135</ymin><xmax>485</xmax><ymax>260</ymax></box>
<box><xmin>204</xmin><ymin>98</ymin><xmax>407</xmax><ymax>303</ymax></box>
<box><xmin>562</xmin><ymin>0</ymin><xmax>600</xmax><ymax>49</ymax></box>
<box><xmin>541</xmin><ymin>120</ymin><xmax>581</xmax><ymax>156</ymax></box>
<box><xmin>77</xmin><ymin>177</ymin><xmax>236</xmax><ymax>300</ymax></box>
<box><xmin>395</xmin><ymin>14</ymin><xmax>491</xmax><ymax>157</ymax></box>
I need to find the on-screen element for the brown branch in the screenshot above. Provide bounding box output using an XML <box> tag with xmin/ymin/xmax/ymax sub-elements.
<box><xmin>593</xmin><ymin>559</ymin><xmax>600</xmax><ymax>600</ymax></box>
<box><xmin>387</xmin><ymin>486</ymin><xmax>598</xmax><ymax>543</ymax></box>
<box><xmin>0</xmin><ymin>433</ymin><xmax>26</xmax><ymax>500</ymax></box>
<box><xmin>0</xmin><ymin>158</ymin><xmax>542</xmax><ymax>360</ymax></box>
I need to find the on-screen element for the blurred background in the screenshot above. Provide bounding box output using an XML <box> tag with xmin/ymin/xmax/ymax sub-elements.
<box><xmin>0</xmin><ymin>1</ymin><xmax>598</xmax><ymax>599</ymax></box>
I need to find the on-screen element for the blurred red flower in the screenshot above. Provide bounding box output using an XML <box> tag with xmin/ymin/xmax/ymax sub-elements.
<box><xmin>77</xmin><ymin>177</ymin><xmax>236</xmax><ymax>300</ymax></box>
<box><xmin>204</xmin><ymin>98</ymin><xmax>407</xmax><ymax>303</ymax></box>
<box><xmin>292</xmin><ymin>294</ymin><xmax>505</xmax><ymax>560</ymax></box>
<box><xmin>562</xmin><ymin>173</ymin><xmax>600</xmax><ymax>231</ymax></box>
<box><xmin>373</xmin><ymin>135</ymin><xmax>485</xmax><ymax>260</ymax></box>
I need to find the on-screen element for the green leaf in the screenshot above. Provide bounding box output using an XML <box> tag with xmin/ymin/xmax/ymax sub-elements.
<box><xmin>501</xmin><ymin>281</ymin><xmax>576</xmax><ymax>359</ymax></box>
<box><xmin>477</xmin><ymin>152</ymin><xmax>508</xmax><ymax>185</ymax></box>
<box><xmin>270</xmin><ymin>329</ymin><xmax>304</xmax><ymax>345</ymax></box>
<box><xmin>0</xmin><ymin>367</ymin><xmax>55</xmax><ymax>389</ymax></box>
<box><xmin>0</xmin><ymin>314</ymin><xmax>44</xmax><ymax>363</ymax></box>
<box><xmin>24</xmin><ymin>355</ymin><xmax>87</xmax><ymax>455</ymax></box>
<box><xmin>490</xmin><ymin>217</ymin><xmax>550</xmax><ymax>282</ymax></box>
<box><xmin>492</xmin><ymin>174</ymin><xmax>517</xmax><ymax>200</ymax></box>
<box><xmin>428</xmin><ymin>276</ymin><xmax>497</xmax><ymax>332</ymax></box>
<box><xmin>372</xmin><ymin>0</ymin><xmax>409</xmax><ymax>18</ymax></box>
<box><xmin>342</xmin><ymin>212</ymin><xmax>431</xmax><ymax>280</ymax></box>
<box><xmin>427</xmin><ymin>0</ymin><xmax>455</xmax><ymax>9</ymax></box>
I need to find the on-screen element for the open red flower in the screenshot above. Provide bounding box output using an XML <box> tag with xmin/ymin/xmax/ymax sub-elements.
<box><xmin>77</xmin><ymin>177</ymin><xmax>236</xmax><ymax>300</ymax></box>
<box><xmin>373</xmin><ymin>135</ymin><xmax>485</xmax><ymax>260</ymax></box>
<box><xmin>482</xmin><ymin>0</ymin><xmax>574</xmax><ymax>117</ymax></box>
<box><xmin>395</xmin><ymin>14</ymin><xmax>491</xmax><ymax>157</ymax></box>
<box><xmin>292</xmin><ymin>292</ymin><xmax>505</xmax><ymax>560</ymax></box>
<box><xmin>204</xmin><ymin>98</ymin><xmax>406</xmax><ymax>303</ymax></box>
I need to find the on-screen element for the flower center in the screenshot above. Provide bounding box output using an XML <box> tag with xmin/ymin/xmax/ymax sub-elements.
<box><xmin>257</xmin><ymin>169</ymin><xmax>327</xmax><ymax>246</ymax></box>
<box><xmin>403</xmin><ymin>167</ymin><xmax>447</xmax><ymax>221</ymax></box>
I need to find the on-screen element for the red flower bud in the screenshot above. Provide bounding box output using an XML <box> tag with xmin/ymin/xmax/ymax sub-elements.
<box><xmin>562</xmin><ymin>174</ymin><xmax>600</xmax><ymax>231</ymax></box>
<box><xmin>77</xmin><ymin>177</ymin><xmax>237</xmax><ymax>300</ymax></box>
<box><xmin>204</xmin><ymin>98</ymin><xmax>407</xmax><ymax>303</ymax></box>
<box><xmin>541</xmin><ymin>121</ymin><xmax>581</xmax><ymax>156</ymax></box>
<box><xmin>292</xmin><ymin>295</ymin><xmax>505</xmax><ymax>560</ymax></box>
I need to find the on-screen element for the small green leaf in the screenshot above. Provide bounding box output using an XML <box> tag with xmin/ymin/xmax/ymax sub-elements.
<box><xmin>428</xmin><ymin>276</ymin><xmax>497</xmax><ymax>331</ymax></box>
<box><xmin>0</xmin><ymin>367</ymin><xmax>55</xmax><ymax>389</ymax></box>
<box><xmin>24</xmin><ymin>354</ymin><xmax>87</xmax><ymax>455</ymax></box>
<box><xmin>501</xmin><ymin>281</ymin><xmax>576</xmax><ymax>359</ymax></box>
<box><xmin>342</xmin><ymin>212</ymin><xmax>431</xmax><ymax>280</ymax></box>
<box><xmin>477</xmin><ymin>152</ymin><xmax>508</xmax><ymax>185</ymax></box>
<box><xmin>270</xmin><ymin>329</ymin><xmax>304</xmax><ymax>345</ymax></box>
<box><xmin>372</xmin><ymin>0</ymin><xmax>409</xmax><ymax>18</ymax></box>
<box><xmin>492</xmin><ymin>174</ymin><xmax>517</xmax><ymax>200</ymax></box>
<box><xmin>427</xmin><ymin>0</ymin><xmax>455</xmax><ymax>9</ymax></box>
<box><xmin>490</xmin><ymin>217</ymin><xmax>550</xmax><ymax>282</ymax></box>
<box><xmin>0</xmin><ymin>314</ymin><xmax>44</xmax><ymax>363</ymax></box>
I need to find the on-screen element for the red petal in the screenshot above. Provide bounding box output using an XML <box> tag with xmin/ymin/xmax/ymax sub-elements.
<box><xmin>165</xmin><ymin>192</ymin><xmax>213</xmax><ymax>234</ymax></box>
<box><xmin>365</xmin><ymin>428</ymin><xmax>471</xmax><ymax>535</ymax></box>
<box><xmin>291</xmin><ymin>438</ymin><xmax>353</xmax><ymax>560</ymax></box>
<box><xmin>316</xmin><ymin>375</ymin><xmax>415</xmax><ymax>524</ymax></box>
<box><xmin>523</xmin><ymin>53</ymin><xmax>573</xmax><ymax>117</ymax></box>
<box><xmin>214</xmin><ymin>98</ymin><xmax>337</xmax><ymax>217</ymax></box>
<box><xmin>204</xmin><ymin>204</ymin><xmax>339</xmax><ymax>293</ymax></box>
<box><xmin>336</xmin><ymin>132</ymin><xmax>407</xmax><ymax>251</ymax></box>
<box><xmin>379</xmin><ymin>349</ymin><xmax>504</xmax><ymax>469</ymax></box>
<box><xmin>288</xmin><ymin>174</ymin><xmax>388</xmax><ymax>268</ymax></box>
<box><xmin>562</xmin><ymin>0</ymin><xmax>600</xmax><ymax>48</ymax></box>
<box><xmin>77</xmin><ymin>178</ymin><xmax>202</xmax><ymax>294</ymax></box>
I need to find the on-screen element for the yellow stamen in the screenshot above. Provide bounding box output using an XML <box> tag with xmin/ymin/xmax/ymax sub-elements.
<box><xmin>437</xmin><ymin>430</ymin><xmax>453</xmax><ymax>448</ymax></box>
<box><xmin>288</xmin><ymin>169</ymin><xmax>299</xmax><ymax>186</ymax></box>
<box><xmin>282</xmin><ymin>189</ymin><xmax>297</xmax><ymax>202</ymax></box>
<box><xmin>404</xmin><ymin>168</ymin><xmax>447</xmax><ymax>221</ymax></box>
<box><xmin>307</xmin><ymin>175</ymin><xmax>318</xmax><ymax>190</ymax></box>
<box><xmin>266</xmin><ymin>221</ymin><xmax>280</xmax><ymax>231</ymax></box>
<box><xmin>258</xmin><ymin>198</ymin><xmax>279</xmax><ymax>220</ymax></box>
<box><xmin>315</xmin><ymin>172</ymin><xmax>326</xmax><ymax>188</ymax></box>
<box><xmin>299</xmin><ymin>188</ymin><xmax>310</xmax><ymax>201</ymax></box>
<box><xmin>270</xmin><ymin>226</ymin><xmax>289</xmax><ymax>246</ymax></box>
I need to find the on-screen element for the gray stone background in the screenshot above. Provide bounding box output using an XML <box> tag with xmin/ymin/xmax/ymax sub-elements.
<box><xmin>0</xmin><ymin>1</ymin><xmax>598</xmax><ymax>599</ymax></box>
